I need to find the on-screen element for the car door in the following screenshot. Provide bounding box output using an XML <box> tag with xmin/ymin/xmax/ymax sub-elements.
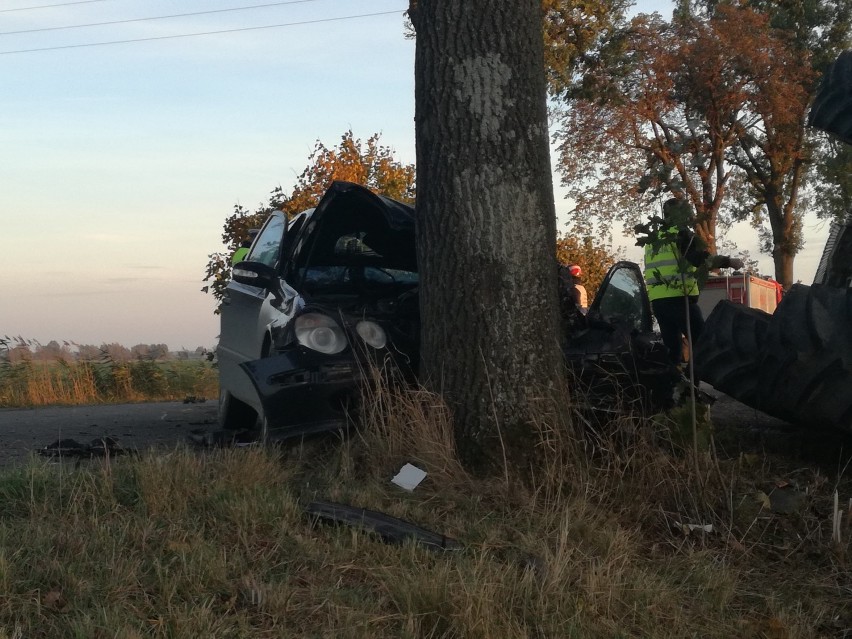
<box><xmin>563</xmin><ymin>261</ymin><xmax>671</xmax><ymax>409</ymax></box>
<box><xmin>218</xmin><ymin>212</ymin><xmax>288</xmax><ymax>406</ymax></box>
<box><xmin>587</xmin><ymin>261</ymin><xmax>653</xmax><ymax>334</ymax></box>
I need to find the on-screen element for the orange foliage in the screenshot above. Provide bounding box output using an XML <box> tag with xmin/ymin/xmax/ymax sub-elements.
<box><xmin>555</xmin><ymin>232</ymin><xmax>623</xmax><ymax>300</ymax></box>
<box><xmin>202</xmin><ymin>131</ymin><xmax>415</xmax><ymax>307</ymax></box>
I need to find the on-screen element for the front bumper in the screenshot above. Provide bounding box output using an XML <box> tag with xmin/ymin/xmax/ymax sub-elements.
<box><xmin>240</xmin><ymin>349</ymin><xmax>363</xmax><ymax>436</ymax></box>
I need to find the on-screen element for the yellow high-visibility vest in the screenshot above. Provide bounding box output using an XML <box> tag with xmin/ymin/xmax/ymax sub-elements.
<box><xmin>231</xmin><ymin>247</ymin><xmax>250</xmax><ymax>265</ymax></box>
<box><xmin>643</xmin><ymin>227</ymin><xmax>699</xmax><ymax>300</ymax></box>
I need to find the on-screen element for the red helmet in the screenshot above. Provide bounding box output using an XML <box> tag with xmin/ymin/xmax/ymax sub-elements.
<box><xmin>568</xmin><ymin>264</ymin><xmax>582</xmax><ymax>277</ymax></box>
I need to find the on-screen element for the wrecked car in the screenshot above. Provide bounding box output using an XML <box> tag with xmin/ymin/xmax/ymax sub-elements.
<box><xmin>217</xmin><ymin>181</ymin><xmax>670</xmax><ymax>437</ymax></box>
<box><xmin>217</xmin><ymin>182</ymin><xmax>419</xmax><ymax>434</ymax></box>
<box><xmin>562</xmin><ymin>261</ymin><xmax>676</xmax><ymax>410</ymax></box>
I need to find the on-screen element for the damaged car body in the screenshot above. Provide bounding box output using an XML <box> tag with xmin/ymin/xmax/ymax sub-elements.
<box><xmin>217</xmin><ymin>181</ymin><xmax>671</xmax><ymax>439</ymax></box>
<box><xmin>217</xmin><ymin>182</ymin><xmax>419</xmax><ymax>435</ymax></box>
<box><xmin>562</xmin><ymin>262</ymin><xmax>676</xmax><ymax>411</ymax></box>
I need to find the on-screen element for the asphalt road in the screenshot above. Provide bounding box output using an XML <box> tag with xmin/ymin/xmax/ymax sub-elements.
<box><xmin>0</xmin><ymin>393</ymin><xmax>847</xmax><ymax>470</ymax></box>
<box><xmin>0</xmin><ymin>401</ymin><xmax>218</xmax><ymax>468</ymax></box>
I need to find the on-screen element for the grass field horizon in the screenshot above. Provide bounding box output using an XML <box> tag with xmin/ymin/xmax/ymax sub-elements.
<box><xmin>0</xmin><ymin>339</ymin><xmax>218</xmax><ymax>408</ymax></box>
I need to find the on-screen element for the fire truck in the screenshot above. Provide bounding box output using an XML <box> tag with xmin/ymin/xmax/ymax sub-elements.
<box><xmin>697</xmin><ymin>273</ymin><xmax>782</xmax><ymax>318</ymax></box>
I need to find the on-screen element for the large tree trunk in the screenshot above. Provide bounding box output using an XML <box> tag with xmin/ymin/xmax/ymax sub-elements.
<box><xmin>694</xmin><ymin>213</ymin><xmax>717</xmax><ymax>255</ymax></box>
<box><xmin>412</xmin><ymin>0</ymin><xmax>566</xmax><ymax>469</ymax></box>
<box><xmin>766</xmin><ymin>184</ymin><xmax>801</xmax><ymax>290</ymax></box>
<box><xmin>772</xmin><ymin>248</ymin><xmax>795</xmax><ymax>291</ymax></box>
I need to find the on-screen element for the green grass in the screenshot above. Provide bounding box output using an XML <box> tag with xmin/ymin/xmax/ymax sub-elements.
<box><xmin>0</xmin><ymin>359</ymin><xmax>218</xmax><ymax>408</ymax></box>
<box><xmin>0</xmin><ymin>383</ymin><xmax>848</xmax><ymax>638</ymax></box>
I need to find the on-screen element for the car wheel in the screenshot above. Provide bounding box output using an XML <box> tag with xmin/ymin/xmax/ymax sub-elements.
<box><xmin>218</xmin><ymin>389</ymin><xmax>259</xmax><ymax>431</ymax></box>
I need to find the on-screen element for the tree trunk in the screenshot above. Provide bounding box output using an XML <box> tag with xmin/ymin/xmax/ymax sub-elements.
<box><xmin>412</xmin><ymin>0</ymin><xmax>565</xmax><ymax>470</ymax></box>
<box><xmin>766</xmin><ymin>187</ymin><xmax>799</xmax><ymax>290</ymax></box>
<box><xmin>772</xmin><ymin>248</ymin><xmax>795</xmax><ymax>291</ymax></box>
<box><xmin>694</xmin><ymin>214</ymin><xmax>717</xmax><ymax>255</ymax></box>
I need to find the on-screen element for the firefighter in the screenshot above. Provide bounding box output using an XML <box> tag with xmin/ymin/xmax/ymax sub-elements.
<box><xmin>643</xmin><ymin>198</ymin><xmax>743</xmax><ymax>365</ymax></box>
<box><xmin>231</xmin><ymin>242</ymin><xmax>250</xmax><ymax>265</ymax></box>
<box><xmin>230</xmin><ymin>229</ymin><xmax>259</xmax><ymax>265</ymax></box>
<box><xmin>568</xmin><ymin>264</ymin><xmax>588</xmax><ymax>314</ymax></box>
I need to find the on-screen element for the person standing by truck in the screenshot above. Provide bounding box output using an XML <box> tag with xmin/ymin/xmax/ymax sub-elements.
<box><xmin>643</xmin><ymin>198</ymin><xmax>743</xmax><ymax>365</ymax></box>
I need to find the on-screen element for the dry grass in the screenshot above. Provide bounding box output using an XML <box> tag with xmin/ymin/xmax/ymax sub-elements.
<box><xmin>0</xmin><ymin>379</ymin><xmax>849</xmax><ymax>638</ymax></box>
<box><xmin>0</xmin><ymin>359</ymin><xmax>218</xmax><ymax>408</ymax></box>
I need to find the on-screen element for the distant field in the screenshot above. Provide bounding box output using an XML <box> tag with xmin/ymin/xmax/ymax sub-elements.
<box><xmin>0</xmin><ymin>359</ymin><xmax>218</xmax><ymax>408</ymax></box>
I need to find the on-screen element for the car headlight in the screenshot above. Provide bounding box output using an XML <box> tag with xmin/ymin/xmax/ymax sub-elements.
<box><xmin>295</xmin><ymin>313</ymin><xmax>347</xmax><ymax>354</ymax></box>
<box><xmin>355</xmin><ymin>320</ymin><xmax>387</xmax><ymax>349</ymax></box>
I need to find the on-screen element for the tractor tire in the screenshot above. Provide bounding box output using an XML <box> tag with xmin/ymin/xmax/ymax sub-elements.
<box><xmin>694</xmin><ymin>300</ymin><xmax>771</xmax><ymax>406</ymax></box>
<box><xmin>756</xmin><ymin>285</ymin><xmax>852</xmax><ymax>430</ymax></box>
<box><xmin>755</xmin><ymin>285</ymin><xmax>811</xmax><ymax>396</ymax></box>
<box><xmin>808</xmin><ymin>50</ymin><xmax>852</xmax><ymax>144</ymax></box>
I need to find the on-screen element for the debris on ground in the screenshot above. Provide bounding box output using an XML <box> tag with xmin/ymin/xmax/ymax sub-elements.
<box><xmin>674</xmin><ymin>521</ymin><xmax>714</xmax><ymax>534</ymax></box>
<box><xmin>391</xmin><ymin>463</ymin><xmax>427</xmax><ymax>491</ymax></box>
<box><xmin>186</xmin><ymin>428</ymin><xmax>258</xmax><ymax>448</ymax></box>
<box><xmin>39</xmin><ymin>436</ymin><xmax>131</xmax><ymax>459</ymax></box>
<box><xmin>767</xmin><ymin>484</ymin><xmax>807</xmax><ymax>515</ymax></box>
<box><xmin>305</xmin><ymin>500</ymin><xmax>462</xmax><ymax>551</ymax></box>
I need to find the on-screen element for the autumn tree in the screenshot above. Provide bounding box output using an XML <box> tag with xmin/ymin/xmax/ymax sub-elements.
<box><xmin>710</xmin><ymin>6</ymin><xmax>816</xmax><ymax>287</ymax></box>
<box><xmin>130</xmin><ymin>344</ymin><xmax>169</xmax><ymax>360</ymax></box>
<box><xmin>541</xmin><ymin>0</ymin><xmax>632</xmax><ymax>96</ymax></box>
<box><xmin>76</xmin><ymin>344</ymin><xmax>103</xmax><ymax>361</ymax></box>
<box><xmin>555</xmin><ymin>11</ymin><xmax>762</xmax><ymax>254</ymax></box>
<box><xmin>203</xmin><ymin>130</ymin><xmax>415</xmax><ymax>307</ymax></box>
<box><xmin>33</xmin><ymin>340</ymin><xmax>70</xmax><ymax>362</ymax></box>
<box><xmin>410</xmin><ymin>0</ymin><xmax>566</xmax><ymax>469</ymax></box>
<box><xmin>100</xmin><ymin>343</ymin><xmax>132</xmax><ymax>363</ymax></box>
<box><xmin>555</xmin><ymin>0</ymin><xmax>850</xmax><ymax>288</ymax></box>
<box><xmin>716</xmin><ymin>0</ymin><xmax>851</xmax><ymax>286</ymax></box>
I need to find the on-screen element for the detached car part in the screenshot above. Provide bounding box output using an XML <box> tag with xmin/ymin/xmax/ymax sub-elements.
<box><xmin>305</xmin><ymin>500</ymin><xmax>462</xmax><ymax>551</ymax></box>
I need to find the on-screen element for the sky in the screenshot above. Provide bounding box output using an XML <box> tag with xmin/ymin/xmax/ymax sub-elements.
<box><xmin>0</xmin><ymin>0</ymin><xmax>831</xmax><ymax>351</ymax></box>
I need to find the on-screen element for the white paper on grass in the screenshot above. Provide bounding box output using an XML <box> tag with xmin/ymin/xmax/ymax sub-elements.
<box><xmin>675</xmin><ymin>521</ymin><xmax>714</xmax><ymax>534</ymax></box>
<box><xmin>391</xmin><ymin>463</ymin><xmax>427</xmax><ymax>491</ymax></box>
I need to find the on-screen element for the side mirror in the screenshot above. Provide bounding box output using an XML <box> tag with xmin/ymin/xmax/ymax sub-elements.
<box><xmin>232</xmin><ymin>261</ymin><xmax>277</xmax><ymax>289</ymax></box>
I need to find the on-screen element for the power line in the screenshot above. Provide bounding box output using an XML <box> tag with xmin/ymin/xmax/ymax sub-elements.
<box><xmin>0</xmin><ymin>0</ymin><xmax>111</xmax><ymax>13</ymax></box>
<box><xmin>0</xmin><ymin>0</ymin><xmax>325</xmax><ymax>35</ymax></box>
<box><xmin>0</xmin><ymin>10</ymin><xmax>405</xmax><ymax>55</ymax></box>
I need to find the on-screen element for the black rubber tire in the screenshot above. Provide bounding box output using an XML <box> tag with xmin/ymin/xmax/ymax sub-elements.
<box><xmin>694</xmin><ymin>300</ymin><xmax>771</xmax><ymax>406</ymax></box>
<box><xmin>756</xmin><ymin>285</ymin><xmax>852</xmax><ymax>430</ymax></box>
<box><xmin>755</xmin><ymin>285</ymin><xmax>811</xmax><ymax>395</ymax></box>
<box><xmin>808</xmin><ymin>51</ymin><xmax>852</xmax><ymax>144</ymax></box>
<box><xmin>218</xmin><ymin>390</ymin><xmax>259</xmax><ymax>431</ymax></box>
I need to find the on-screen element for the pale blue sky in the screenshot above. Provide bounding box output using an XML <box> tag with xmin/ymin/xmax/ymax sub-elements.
<box><xmin>0</xmin><ymin>0</ymin><xmax>829</xmax><ymax>350</ymax></box>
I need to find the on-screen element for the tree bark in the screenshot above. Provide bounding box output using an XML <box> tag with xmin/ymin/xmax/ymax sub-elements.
<box><xmin>766</xmin><ymin>180</ymin><xmax>800</xmax><ymax>290</ymax></box>
<box><xmin>694</xmin><ymin>215</ymin><xmax>717</xmax><ymax>255</ymax></box>
<box><xmin>412</xmin><ymin>0</ymin><xmax>566</xmax><ymax>470</ymax></box>
<box><xmin>772</xmin><ymin>250</ymin><xmax>795</xmax><ymax>291</ymax></box>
